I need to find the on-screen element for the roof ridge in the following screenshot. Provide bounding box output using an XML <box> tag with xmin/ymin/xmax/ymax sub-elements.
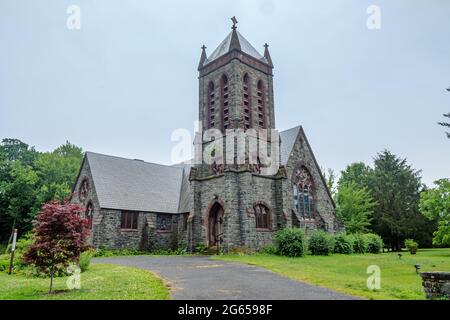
<box><xmin>280</xmin><ymin>125</ymin><xmax>302</xmax><ymax>133</ymax></box>
<box><xmin>85</xmin><ymin>151</ymin><xmax>183</xmax><ymax>171</ymax></box>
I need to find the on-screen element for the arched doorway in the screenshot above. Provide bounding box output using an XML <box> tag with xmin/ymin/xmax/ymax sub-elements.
<box><xmin>207</xmin><ymin>202</ymin><xmax>224</xmax><ymax>247</ymax></box>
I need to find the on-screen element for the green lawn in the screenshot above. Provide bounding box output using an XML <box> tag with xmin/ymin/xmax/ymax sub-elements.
<box><xmin>0</xmin><ymin>264</ymin><xmax>170</xmax><ymax>300</ymax></box>
<box><xmin>213</xmin><ymin>248</ymin><xmax>450</xmax><ymax>300</ymax></box>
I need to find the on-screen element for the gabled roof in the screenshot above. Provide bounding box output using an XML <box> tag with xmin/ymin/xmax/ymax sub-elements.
<box><xmin>280</xmin><ymin>125</ymin><xmax>301</xmax><ymax>164</ymax></box>
<box><xmin>81</xmin><ymin>126</ymin><xmax>318</xmax><ymax>213</ymax></box>
<box><xmin>85</xmin><ymin>152</ymin><xmax>187</xmax><ymax>214</ymax></box>
<box><xmin>204</xmin><ymin>30</ymin><xmax>268</xmax><ymax>65</ymax></box>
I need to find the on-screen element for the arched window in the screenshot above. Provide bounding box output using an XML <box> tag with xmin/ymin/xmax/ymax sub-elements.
<box><xmin>243</xmin><ymin>73</ymin><xmax>252</xmax><ymax>130</ymax></box>
<box><xmin>85</xmin><ymin>202</ymin><xmax>93</xmax><ymax>229</ymax></box>
<box><xmin>79</xmin><ymin>178</ymin><xmax>89</xmax><ymax>202</ymax></box>
<box><xmin>293</xmin><ymin>184</ymin><xmax>298</xmax><ymax>208</ymax></box>
<box><xmin>254</xmin><ymin>203</ymin><xmax>271</xmax><ymax>230</ymax></box>
<box><xmin>221</xmin><ymin>75</ymin><xmax>229</xmax><ymax>130</ymax></box>
<box><xmin>256</xmin><ymin>80</ymin><xmax>266</xmax><ymax>128</ymax></box>
<box><xmin>293</xmin><ymin>167</ymin><xmax>315</xmax><ymax>220</ymax></box>
<box><xmin>207</xmin><ymin>81</ymin><xmax>215</xmax><ymax>128</ymax></box>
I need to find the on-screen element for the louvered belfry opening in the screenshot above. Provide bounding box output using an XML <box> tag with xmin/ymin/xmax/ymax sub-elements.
<box><xmin>207</xmin><ymin>81</ymin><xmax>215</xmax><ymax>129</ymax></box>
<box><xmin>221</xmin><ymin>74</ymin><xmax>229</xmax><ymax>131</ymax></box>
<box><xmin>243</xmin><ymin>73</ymin><xmax>252</xmax><ymax>130</ymax></box>
<box><xmin>256</xmin><ymin>80</ymin><xmax>266</xmax><ymax>129</ymax></box>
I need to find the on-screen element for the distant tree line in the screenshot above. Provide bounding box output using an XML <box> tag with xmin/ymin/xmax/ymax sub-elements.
<box><xmin>0</xmin><ymin>139</ymin><xmax>83</xmax><ymax>244</ymax></box>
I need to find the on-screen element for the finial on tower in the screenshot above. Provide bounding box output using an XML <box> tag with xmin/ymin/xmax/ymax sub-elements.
<box><xmin>264</xmin><ymin>43</ymin><xmax>273</xmax><ymax>68</ymax></box>
<box><xmin>231</xmin><ymin>16</ymin><xmax>238</xmax><ymax>30</ymax></box>
<box><xmin>198</xmin><ymin>45</ymin><xmax>208</xmax><ymax>71</ymax></box>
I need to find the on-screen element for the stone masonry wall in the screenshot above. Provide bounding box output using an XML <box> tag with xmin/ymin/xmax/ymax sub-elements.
<box><xmin>71</xmin><ymin>157</ymin><xmax>100</xmax><ymax>246</ymax></box>
<box><xmin>190</xmin><ymin>168</ymin><xmax>284</xmax><ymax>251</ymax></box>
<box><xmin>283</xmin><ymin>128</ymin><xmax>339</xmax><ymax>234</ymax></box>
<box><xmin>420</xmin><ymin>272</ymin><xmax>450</xmax><ymax>300</ymax></box>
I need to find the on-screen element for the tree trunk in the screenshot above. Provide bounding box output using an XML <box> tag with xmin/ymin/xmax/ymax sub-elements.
<box><xmin>49</xmin><ymin>269</ymin><xmax>54</xmax><ymax>293</ymax></box>
<box><xmin>4</xmin><ymin>221</ymin><xmax>16</xmax><ymax>254</ymax></box>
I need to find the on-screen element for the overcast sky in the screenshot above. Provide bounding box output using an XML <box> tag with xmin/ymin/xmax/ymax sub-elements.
<box><xmin>1</xmin><ymin>0</ymin><xmax>449</xmax><ymax>186</ymax></box>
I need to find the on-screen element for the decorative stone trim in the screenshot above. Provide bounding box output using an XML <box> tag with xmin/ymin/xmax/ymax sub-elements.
<box><xmin>420</xmin><ymin>272</ymin><xmax>450</xmax><ymax>300</ymax></box>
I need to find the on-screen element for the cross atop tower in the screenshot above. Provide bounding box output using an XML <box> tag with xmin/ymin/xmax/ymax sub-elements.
<box><xmin>231</xmin><ymin>16</ymin><xmax>238</xmax><ymax>30</ymax></box>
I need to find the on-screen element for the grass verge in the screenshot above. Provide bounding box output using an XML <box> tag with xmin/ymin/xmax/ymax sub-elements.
<box><xmin>213</xmin><ymin>248</ymin><xmax>450</xmax><ymax>300</ymax></box>
<box><xmin>0</xmin><ymin>263</ymin><xmax>170</xmax><ymax>300</ymax></box>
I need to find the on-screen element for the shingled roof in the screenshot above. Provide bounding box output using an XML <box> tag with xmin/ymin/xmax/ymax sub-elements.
<box><xmin>86</xmin><ymin>152</ymin><xmax>188</xmax><ymax>214</ymax></box>
<box><xmin>204</xmin><ymin>30</ymin><xmax>268</xmax><ymax>65</ymax></box>
<box><xmin>83</xmin><ymin>126</ymin><xmax>300</xmax><ymax>214</ymax></box>
<box><xmin>279</xmin><ymin>125</ymin><xmax>301</xmax><ymax>164</ymax></box>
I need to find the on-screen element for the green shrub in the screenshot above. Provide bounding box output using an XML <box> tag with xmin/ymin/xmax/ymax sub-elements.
<box><xmin>229</xmin><ymin>246</ymin><xmax>255</xmax><ymax>255</ymax></box>
<box><xmin>352</xmin><ymin>234</ymin><xmax>368</xmax><ymax>254</ymax></box>
<box><xmin>308</xmin><ymin>230</ymin><xmax>334</xmax><ymax>255</ymax></box>
<box><xmin>258</xmin><ymin>244</ymin><xmax>278</xmax><ymax>255</ymax></box>
<box><xmin>275</xmin><ymin>228</ymin><xmax>306</xmax><ymax>257</ymax></box>
<box><xmin>0</xmin><ymin>233</ymin><xmax>34</xmax><ymax>273</ymax></box>
<box><xmin>364</xmin><ymin>233</ymin><xmax>383</xmax><ymax>254</ymax></box>
<box><xmin>79</xmin><ymin>250</ymin><xmax>94</xmax><ymax>272</ymax></box>
<box><xmin>333</xmin><ymin>233</ymin><xmax>354</xmax><ymax>254</ymax></box>
<box><xmin>194</xmin><ymin>243</ymin><xmax>207</xmax><ymax>254</ymax></box>
<box><xmin>175</xmin><ymin>240</ymin><xmax>188</xmax><ymax>255</ymax></box>
<box><xmin>404</xmin><ymin>239</ymin><xmax>418</xmax><ymax>254</ymax></box>
<box><xmin>15</xmin><ymin>233</ymin><xmax>34</xmax><ymax>253</ymax></box>
<box><xmin>93</xmin><ymin>247</ymin><xmax>147</xmax><ymax>257</ymax></box>
<box><xmin>0</xmin><ymin>254</ymin><xmax>9</xmax><ymax>271</ymax></box>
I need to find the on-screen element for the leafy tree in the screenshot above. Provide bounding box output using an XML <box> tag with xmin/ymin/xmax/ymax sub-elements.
<box><xmin>338</xmin><ymin>162</ymin><xmax>372</xmax><ymax>190</ymax></box>
<box><xmin>336</xmin><ymin>182</ymin><xmax>376</xmax><ymax>234</ymax></box>
<box><xmin>33</xmin><ymin>141</ymin><xmax>83</xmax><ymax>210</ymax></box>
<box><xmin>366</xmin><ymin>150</ymin><xmax>424</xmax><ymax>251</ymax></box>
<box><xmin>419</xmin><ymin>179</ymin><xmax>450</xmax><ymax>246</ymax></box>
<box><xmin>0</xmin><ymin>162</ymin><xmax>38</xmax><ymax>242</ymax></box>
<box><xmin>23</xmin><ymin>200</ymin><xmax>90</xmax><ymax>292</ymax></box>
<box><xmin>0</xmin><ymin>138</ymin><xmax>37</xmax><ymax>166</ymax></box>
<box><xmin>0</xmin><ymin>140</ymin><xmax>83</xmax><ymax>243</ymax></box>
<box><xmin>323</xmin><ymin>168</ymin><xmax>336</xmax><ymax>197</ymax></box>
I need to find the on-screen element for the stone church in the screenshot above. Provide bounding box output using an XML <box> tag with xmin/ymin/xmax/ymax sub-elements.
<box><xmin>71</xmin><ymin>20</ymin><xmax>340</xmax><ymax>252</ymax></box>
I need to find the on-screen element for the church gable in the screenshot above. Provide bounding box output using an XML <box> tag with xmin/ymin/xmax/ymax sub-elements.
<box><xmin>71</xmin><ymin>155</ymin><xmax>100</xmax><ymax>211</ymax></box>
<box><xmin>284</xmin><ymin>126</ymin><xmax>338</xmax><ymax>232</ymax></box>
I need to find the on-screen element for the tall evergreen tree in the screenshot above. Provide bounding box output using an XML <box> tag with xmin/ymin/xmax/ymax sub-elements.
<box><xmin>366</xmin><ymin>150</ymin><xmax>424</xmax><ymax>251</ymax></box>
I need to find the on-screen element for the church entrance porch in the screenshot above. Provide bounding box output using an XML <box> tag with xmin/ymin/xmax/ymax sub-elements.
<box><xmin>207</xmin><ymin>202</ymin><xmax>224</xmax><ymax>247</ymax></box>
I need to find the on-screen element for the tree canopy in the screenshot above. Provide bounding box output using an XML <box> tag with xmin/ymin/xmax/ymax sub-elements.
<box><xmin>335</xmin><ymin>151</ymin><xmax>436</xmax><ymax>250</ymax></box>
<box><xmin>0</xmin><ymin>139</ymin><xmax>83</xmax><ymax>243</ymax></box>
<box><xmin>335</xmin><ymin>182</ymin><xmax>376</xmax><ymax>234</ymax></box>
<box><xmin>420</xmin><ymin>179</ymin><xmax>450</xmax><ymax>246</ymax></box>
<box><xmin>23</xmin><ymin>200</ymin><xmax>90</xmax><ymax>292</ymax></box>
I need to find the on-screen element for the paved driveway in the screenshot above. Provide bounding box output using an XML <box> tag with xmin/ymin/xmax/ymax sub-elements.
<box><xmin>94</xmin><ymin>256</ymin><xmax>357</xmax><ymax>300</ymax></box>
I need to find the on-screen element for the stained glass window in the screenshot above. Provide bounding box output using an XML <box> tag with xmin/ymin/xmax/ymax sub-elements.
<box><xmin>293</xmin><ymin>167</ymin><xmax>315</xmax><ymax>220</ymax></box>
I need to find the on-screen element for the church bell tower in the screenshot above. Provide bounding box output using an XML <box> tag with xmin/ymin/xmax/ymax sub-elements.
<box><xmin>188</xmin><ymin>18</ymin><xmax>283</xmax><ymax>252</ymax></box>
<box><xmin>197</xmin><ymin>17</ymin><xmax>275</xmax><ymax>133</ymax></box>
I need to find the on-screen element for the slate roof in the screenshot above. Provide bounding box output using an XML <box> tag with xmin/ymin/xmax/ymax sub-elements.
<box><xmin>84</xmin><ymin>126</ymin><xmax>301</xmax><ymax>214</ymax></box>
<box><xmin>205</xmin><ymin>30</ymin><xmax>268</xmax><ymax>65</ymax></box>
<box><xmin>279</xmin><ymin>125</ymin><xmax>301</xmax><ymax>164</ymax></box>
<box><xmin>86</xmin><ymin>152</ymin><xmax>186</xmax><ymax>214</ymax></box>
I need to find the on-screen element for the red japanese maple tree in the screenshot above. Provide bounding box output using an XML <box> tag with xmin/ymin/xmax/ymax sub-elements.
<box><xmin>23</xmin><ymin>200</ymin><xmax>90</xmax><ymax>292</ymax></box>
